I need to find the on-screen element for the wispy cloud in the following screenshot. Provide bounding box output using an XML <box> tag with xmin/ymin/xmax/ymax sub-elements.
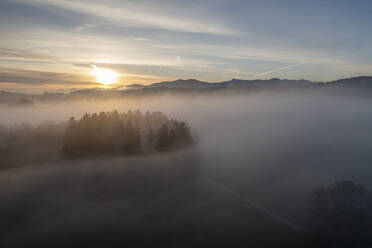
<box><xmin>0</xmin><ymin>67</ymin><xmax>95</xmax><ymax>85</ymax></box>
<box><xmin>15</xmin><ymin>0</ymin><xmax>239</xmax><ymax>36</ymax></box>
<box><xmin>252</xmin><ymin>50</ymin><xmax>372</xmax><ymax>79</ymax></box>
<box><xmin>74</xmin><ymin>23</ymin><xmax>103</xmax><ymax>32</ymax></box>
<box><xmin>0</xmin><ymin>47</ymin><xmax>61</xmax><ymax>62</ymax></box>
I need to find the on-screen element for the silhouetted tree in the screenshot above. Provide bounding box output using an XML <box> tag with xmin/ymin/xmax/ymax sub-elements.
<box><xmin>156</xmin><ymin>124</ymin><xmax>170</xmax><ymax>151</ymax></box>
<box><xmin>62</xmin><ymin>117</ymin><xmax>78</xmax><ymax>157</ymax></box>
<box><xmin>172</xmin><ymin>121</ymin><xmax>193</xmax><ymax>147</ymax></box>
<box><xmin>306</xmin><ymin>181</ymin><xmax>372</xmax><ymax>248</ymax></box>
<box><xmin>123</xmin><ymin>121</ymin><xmax>141</xmax><ymax>155</ymax></box>
<box><xmin>62</xmin><ymin>110</ymin><xmax>194</xmax><ymax>158</ymax></box>
<box><xmin>146</xmin><ymin>127</ymin><xmax>154</xmax><ymax>149</ymax></box>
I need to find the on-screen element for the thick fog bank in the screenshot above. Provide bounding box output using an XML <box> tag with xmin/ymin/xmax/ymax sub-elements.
<box><xmin>0</xmin><ymin>150</ymin><xmax>199</xmax><ymax>247</ymax></box>
<box><xmin>1</xmin><ymin>91</ymin><xmax>372</xmax><ymax>232</ymax></box>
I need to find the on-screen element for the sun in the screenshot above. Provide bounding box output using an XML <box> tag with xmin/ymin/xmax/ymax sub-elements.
<box><xmin>92</xmin><ymin>65</ymin><xmax>118</xmax><ymax>85</ymax></box>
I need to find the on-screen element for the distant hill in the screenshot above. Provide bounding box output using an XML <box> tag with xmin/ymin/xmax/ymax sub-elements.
<box><xmin>1</xmin><ymin>76</ymin><xmax>372</xmax><ymax>103</ymax></box>
<box><xmin>126</xmin><ymin>78</ymin><xmax>318</xmax><ymax>90</ymax></box>
<box><xmin>9</xmin><ymin>98</ymin><xmax>34</xmax><ymax>107</ymax></box>
<box><xmin>125</xmin><ymin>84</ymin><xmax>145</xmax><ymax>89</ymax></box>
<box><xmin>143</xmin><ymin>78</ymin><xmax>317</xmax><ymax>89</ymax></box>
<box><xmin>139</xmin><ymin>76</ymin><xmax>372</xmax><ymax>92</ymax></box>
<box><xmin>0</xmin><ymin>91</ymin><xmax>28</xmax><ymax>103</ymax></box>
<box><xmin>326</xmin><ymin>76</ymin><xmax>372</xmax><ymax>88</ymax></box>
<box><xmin>147</xmin><ymin>79</ymin><xmax>213</xmax><ymax>88</ymax></box>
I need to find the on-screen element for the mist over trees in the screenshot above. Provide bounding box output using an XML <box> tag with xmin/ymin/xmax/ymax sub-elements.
<box><xmin>0</xmin><ymin>110</ymin><xmax>194</xmax><ymax>168</ymax></box>
<box><xmin>305</xmin><ymin>181</ymin><xmax>372</xmax><ymax>248</ymax></box>
<box><xmin>0</xmin><ymin>121</ymin><xmax>65</xmax><ymax>169</ymax></box>
<box><xmin>2</xmin><ymin>92</ymin><xmax>372</xmax><ymax>247</ymax></box>
<box><xmin>62</xmin><ymin>110</ymin><xmax>193</xmax><ymax>158</ymax></box>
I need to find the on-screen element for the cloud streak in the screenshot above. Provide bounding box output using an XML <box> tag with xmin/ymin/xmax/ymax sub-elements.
<box><xmin>15</xmin><ymin>0</ymin><xmax>239</xmax><ymax>36</ymax></box>
<box><xmin>0</xmin><ymin>68</ymin><xmax>96</xmax><ymax>86</ymax></box>
<box><xmin>252</xmin><ymin>50</ymin><xmax>372</xmax><ymax>79</ymax></box>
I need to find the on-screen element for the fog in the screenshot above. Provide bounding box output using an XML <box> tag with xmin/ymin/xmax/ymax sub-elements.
<box><xmin>1</xmin><ymin>91</ymin><xmax>372</xmax><ymax>247</ymax></box>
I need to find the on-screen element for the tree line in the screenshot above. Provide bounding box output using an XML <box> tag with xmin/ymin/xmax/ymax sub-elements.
<box><xmin>62</xmin><ymin>110</ymin><xmax>194</xmax><ymax>158</ymax></box>
<box><xmin>304</xmin><ymin>180</ymin><xmax>372</xmax><ymax>248</ymax></box>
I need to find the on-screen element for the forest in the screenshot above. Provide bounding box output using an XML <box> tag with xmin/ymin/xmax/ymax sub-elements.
<box><xmin>62</xmin><ymin>110</ymin><xmax>194</xmax><ymax>158</ymax></box>
<box><xmin>0</xmin><ymin>110</ymin><xmax>194</xmax><ymax>168</ymax></box>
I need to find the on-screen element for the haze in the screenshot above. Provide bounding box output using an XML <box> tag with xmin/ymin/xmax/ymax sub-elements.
<box><xmin>1</xmin><ymin>0</ymin><xmax>372</xmax><ymax>247</ymax></box>
<box><xmin>1</xmin><ymin>89</ymin><xmax>372</xmax><ymax>246</ymax></box>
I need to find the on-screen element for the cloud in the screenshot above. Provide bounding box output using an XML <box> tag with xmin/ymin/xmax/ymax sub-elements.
<box><xmin>252</xmin><ymin>50</ymin><xmax>372</xmax><ymax>79</ymax></box>
<box><xmin>0</xmin><ymin>47</ymin><xmax>62</xmax><ymax>62</ymax></box>
<box><xmin>0</xmin><ymin>68</ymin><xmax>96</xmax><ymax>86</ymax></box>
<box><xmin>15</xmin><ymin>0</ymin><xmax>239</xmax><ymax>36</ymax></box>
<box><xmin>74</xmin><ymin>23</ymin><xmax>103</xmax><ymax>32</ymax></box>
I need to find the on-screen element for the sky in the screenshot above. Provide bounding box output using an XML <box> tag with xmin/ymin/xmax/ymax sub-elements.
<box><xmin>0</xmin><ymin>0</ymin><xmax>372</xmax><ymax>93</ymax></box>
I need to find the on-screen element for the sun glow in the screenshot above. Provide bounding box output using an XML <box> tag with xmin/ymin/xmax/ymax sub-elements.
<box><xmin>92</xmin><ymin>65</ymin><xmax>118</xmax><ymax>85</ymax></box>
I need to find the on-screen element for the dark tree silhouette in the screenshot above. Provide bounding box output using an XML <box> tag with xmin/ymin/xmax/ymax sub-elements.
<box><xmin>62</xmin><ymin>117</ymin><xmax>78</xmax><ymax>157</ymax></box>
<box><xmin>306</xmin><ymin>181</ymin><xmax>372</xmax><ymax>248</ymax></box>
<box><xmin>62</xmin><ymin>110</ymin><xmax>194</xmax><ymax>158</ymax></box>
<box><xmin>156</xmin><ymin>124</ymin><xmax>170</xmax><ymax>151</ymax></box>
<box><xmin>172</xmin><ymin>121</ymin><xmax>193</xmax><ymax>147</ymax></box>
<box><xmin>123</xmin><ymin>121</ymin><xmax>141</xmax><ymax>155</ymax></box>
<box><xmin>146</xmin><ymin>127</ymin><xmax>154</xmax><ymax>149</ymax></box>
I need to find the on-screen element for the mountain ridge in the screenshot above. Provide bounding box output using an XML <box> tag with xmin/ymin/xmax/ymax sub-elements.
<box><xmin>122</xmin><ymin>76</ymin><xmax>372</xmax><ymax>91</ymax></box>
<box><xmin>1</xmin><ymin>76</ymin><xmax>372</xmax><ymax>103</ymax></box>
<box><xmin>127</xmin><ymin>77</ymin><xmax>369</xmax><ymax>89</ymax></box>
